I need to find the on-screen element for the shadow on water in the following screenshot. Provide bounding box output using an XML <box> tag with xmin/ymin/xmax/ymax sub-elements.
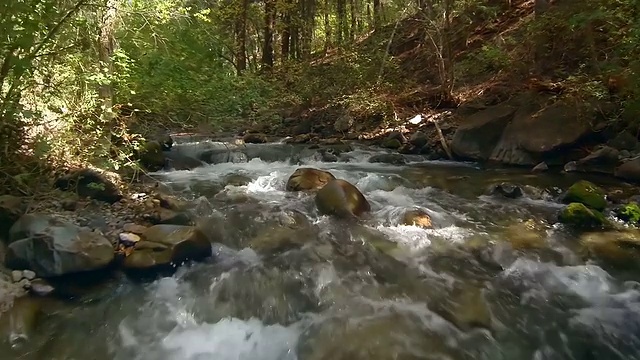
<box><xmin>3</xmin><ymin>141</ymin><xmax>640</xmax><ymax>360</ymax></box>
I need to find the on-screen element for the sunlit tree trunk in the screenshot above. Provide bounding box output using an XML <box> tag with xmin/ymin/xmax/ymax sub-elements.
<box><xmin>98</xmin><ymin>0</ymin><xmax>118</xmax><ymax>124</ymax></box>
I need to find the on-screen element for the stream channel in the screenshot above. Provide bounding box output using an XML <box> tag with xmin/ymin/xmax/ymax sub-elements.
<box><xmin>3</xmin><ymin>136</ymin><xmax>640</xmax><ymax>360</ymax></box>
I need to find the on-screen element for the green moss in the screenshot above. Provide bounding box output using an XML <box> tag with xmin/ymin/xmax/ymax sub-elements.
<box><xmin>615</xmin><ymin>202</ymin><xmax>640</xmax><ymax>224</ymax></box>
<box><xmin>562</xmin><ymin>180</ymin><xmax>607</xmax><ymax>211</ymax></box>
<box><xmin>559</xmin><ymin>202</ymin><xmax>610</xmax><ymax>229</ymax></box>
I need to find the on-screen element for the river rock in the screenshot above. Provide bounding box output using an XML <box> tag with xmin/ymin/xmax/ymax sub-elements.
<box><xmin>368</xmin><ymin>153</ymin><xmax>406</xmax><ymax>165</ymax></box>
<box><xmin>334</xmin><ymin>114</ymin><xmax>354</xmax><ymax>133</ymax></box>
<box><xmin>29</xmin><ymin>278</ymin><xmax>55</xmax><ymax>296</ymax></box>
<box><xmin>0</xmin><ymin>195</ymin><xmax>26</xmax><ymax>237</ymax></box>
<box><xmin>315</xmin><ymin>179</ymin><xmax>371</xmax><ymax>219</ymax></box>
<box><xmin>242</xmin><ymin>133</ymin><xmax>268</xmax><ymax>144</ymax></box>
<box><xmin>614</xmin><ymin>157</ymin><xmax>640</xmax><ymax>182</ymax></box>
<box><xmin>532</xmin><ymin>162</ymin><xmax>548</xmax><ymax>172</ymax></box>
<box><xmin>144</xmin><ymin>208</ymin><xmax>192</xmax><ymax>226</ymax></box>
<box><xmin>54</xmin><ymin>168</ymin><xmax>122</xmax><ymax>204</ymax></box>
<box><xmin>402</xmin><ymin>209</ymin><xmax>433</xmax><ymax>229</ymax></box>
<box><xmin>558</xmin><ymin>203</ymin><xmax>610</xmax><ymax>230</ymax></box>
<box><xmin>451</xmin><ymin>103</ymin><xmax>516</xmax><ymax>161</ymax></box>
<box><xmin>119</xmin><ymin>232</ymin><xmax>141</xmax><ymax>246</ymax></box>
<box><xmin>435</xmin><ymin>283</ymin><xmax>492</xmax><ymax>331</ymax></box>
<box><xmin>286</xmin><ymin>168</ymin><xmax>336</xmax><ymax>192</ymax></box>
<box><xmin>123</xmin><ymin>225</ymin><xmax>212</xmax><ymax>270</ymax></box>
<box><xmin>22</xmin><ymin>270</ymin><xmax>36</xmax><ymax>281</ymax></box>
<box><xmin>501</xmin><ymin>219</ymin><xmax>547</xmax><ymax>250</ymax></box>
<box><xmin>608</xmin><ymin>131</ymin><xmax>638</xmax><ymax>151</ymax></box>
<box><xmin>5</xmin><ymin>215</ymin><xmax>115</xmax><ymax>277</ymax></box>
<box><xmin>222</xmin><ymin>173</ymin><xmax>252</xmax><ymax>187</ymax></box>
<box><xmin>122</xmin><ymin>223</ymin><xmax>148</xmax><ymax>234</ymax></box>
<box><xmin>487</xmin><ymin>182</ymin><xmax>524</xmax><ymax>199</ymax></box>
<box><xmin>572</xmin><ymin>146</ymin><xmax>620</xmax><ymax>174</ymax></box>
<box><xmin>409</xmin><ymin>131</ymin><xmax>429</xmax><ymax>148</ymax></box>
<box><xmin>561</xmin><ymin>180</ymin><xmax>607</xmax><ymax>211</ymax></box>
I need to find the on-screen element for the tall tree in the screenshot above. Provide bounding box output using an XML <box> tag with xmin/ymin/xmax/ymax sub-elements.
<box><xmin>337</xmin><ymin>0</ymin><xmax>347</xmax><ymax>43</ymax></box>
<box><xmin>323</xmin><ymin>0</ymin><xmax>332</xmax><ymax>53</ymax></box>
<box><xmin>98</xmin><ymin>0</ymin><xmax>118</xmax><ymax>124</ymax></box>
<box><xmin>234</xmin><ymin>0</ymin><xmax>249</xmax><ymax>74</ymax></box>
<box><xmin>373</xmin><ymin>0</ymin><xmax>381</xmax><ymax>29</ymax></box>
<box><xmin>262</xmin><ymin>0</ymin><xmax>276</xmax><ymax>68</ymax></box>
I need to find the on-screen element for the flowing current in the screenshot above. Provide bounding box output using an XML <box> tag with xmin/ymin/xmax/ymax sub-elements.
<box><xmin>3</xmin><ymin>139</ymin><xmax>640</xmax><ymax>360</ymax></box>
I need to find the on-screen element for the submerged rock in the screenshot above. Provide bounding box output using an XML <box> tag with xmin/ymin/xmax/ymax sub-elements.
<box><xmin>5</xmin><ymin>215</ymin><xmax>114</xmax><ymax>277</ymax></box>
<box><xmin>368</xmin><ymin>153</ymin><xmax>406</xmax><ymax>165</ymax></box>
<box><xmin>562</xmin><ymin>180</ymin><xmax>607</xmax><ymax>211</ymax></box>
<box><xmin>286</xmin><ymin>168</ymin><xmax>336</xmax><ymax>192</ymax></box>
<box><xmin>54</xmin><ymin>168</ymin><xmax>122</xmax><ymax>204</ymax></box>
<box><xmin>0</xmin><ymin>296</ymin><xmax>41</xmax><ymax>346</ymax></box>
<box><xmin>315</xmin><ymin>179</ymin><xmax>371</xmax><ymax>219</ymax></box>
<box><xmin>580</xmin><ymin>230</ymin><xmax>640</xmax><ymax>267</ymax></box>
<box><xmin>532</xmin><ymin>161</ymin><xmax>548</xmax><ymax>172</ymax></box>
<box><xmin>123</xmin><ymin>224</ymin><xmax>212</xmax><ymax>270</ymax></box>
<box><xmin>487</xmin><ymin>182</ymin><xmax>524</xmax><ymax>199</ymax></box>
<box><xmin>558</xmin><ymin>203</ymin><xmax>610</xmax><ymax>230</ymax></box>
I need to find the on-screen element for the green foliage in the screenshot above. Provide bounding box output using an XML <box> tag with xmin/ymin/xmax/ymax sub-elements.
<box><xmin>615</xmin><ymin>202</ymin><xmax>640</xmax><ymax>224</ymax></box>
<box><xmin>456</xmin><ymin>43</ymin><xmax>511</xmax><ymax>79</ymax></box>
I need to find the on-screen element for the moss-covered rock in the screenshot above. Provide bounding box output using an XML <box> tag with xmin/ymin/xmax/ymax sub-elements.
<box><xmin>558</xmin><ymin>202</ymin><xmax>610</xmax><ymax>229</ymax></box>
<box><xmin>562</xmin><ymin>180</ymin><xmax>607</xmax><ymax>211</ymax></box>
<box><xmin>614</xmin><ymin>202</ymin><xmax>640</xmax><ymax>224</ymax></box>
<box><xmin>381</xmin><ymin>138</ymin><xmax>402</xmax><ymax>149</ymax></box>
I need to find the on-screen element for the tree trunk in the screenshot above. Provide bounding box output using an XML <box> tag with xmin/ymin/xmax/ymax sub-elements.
<box><xmin>349</xmin><ymin>0</ymin><xmax>356</xmax><ymax>41</ymax></box>
<box><xmin>281</xmin><ymin>7</ymin><xmax>291</xmax><ymax>61</ymax></box>
<box><xmin>235</xmin><ymin>0</ymin><xmax>249</xmax><ymax>74</ymax></box>
<box><xmin>373</xmin><ymin>0</ymin><xmax>381</xmax><ymax>29</ymax></box>
<box><xmin>337</xmin><ymin>0</ymin><xmax>346</xmax><ymax>43</ymax></box>
<box><xmin>324</xmin><ymin>0</ymin><xmax>332</xmax><ymax>53</ymax></box>
<box><xmin>261</xmin><ymin>0</ymin><xmax>276</xmax><ymax>69</ymax></box>
<box><xmin>98</xmin><ymin>0</ymin><xmax>118</xmax><ymax>123</ymax></box>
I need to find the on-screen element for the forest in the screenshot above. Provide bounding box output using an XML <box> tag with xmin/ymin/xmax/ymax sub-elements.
<box><xmin>1</xmin><ymin>0</ymin><xmax>639</xmax><ymax>192</ymax></box>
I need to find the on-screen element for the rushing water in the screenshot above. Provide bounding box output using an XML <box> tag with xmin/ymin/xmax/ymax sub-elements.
<box><xmin>3</xmin><ymin>139</ymin><xmax>640</xmax><ymax>360</ymax></box>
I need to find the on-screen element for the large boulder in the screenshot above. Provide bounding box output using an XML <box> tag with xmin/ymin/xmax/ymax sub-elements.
<box><xmin>54</xmin><ymin>168</ymin><xmax>122</xmax><ymax>204</ymax></box>
<box><xmin>561</xmin><ymin>180</ymin><xmax>607</xmax><ymax>211</ymax></box>
<box><xmin>569</xmin><ymin>146</ymin><xmax>620</xmax><ymax>174</ymax></box>
<box><xmin>5</xmin><ymin>215</ymin><xmax>114</xmax><ymax>277</ymax></box>
<box><xmin>286</xmin><ymin>168</ymin><xmax>336</xmax><ymax>192</ymax></box>
<box><xmin>315</xmin><ymin>179</ymin><xmax>371</xmax><ymax>219</ymax></box>
<box><xmin>0</xmin><ymin>195</ymin><xmax>26</xmax><ymax>237</ymax></box>
<box><xmin>451</xmin><ymin>103</ymin><xmax>516</xmax><ymax>160</ymax></box>
<box><xmin>558</xmin><ymin>203</ymin><xmax>610</xmax><ymax>230</ymax></box>
<box><xmin>123</xmin><ymin>225</ymin><xmax>212</xmax><ymax>270</ymax></box>
<box><xmin>409</xmin><ymin>131</ymin><xmax>429</xmax><ymax>148</ymax></box>
<box><xmin>451</xmin><ymin>97</ymin><xmax>600</xmax><ymax>165</ymax></box>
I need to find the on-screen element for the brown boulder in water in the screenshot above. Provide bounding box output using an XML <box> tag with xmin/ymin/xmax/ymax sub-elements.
<box><xmin>286</xmin><ymin>168</ymin><xmax>336</xmax><ymax>192</ymax></box>
<box><xmin>315</xmin><ymin>179</ymin><xmax>371</xmax><ymax>219</ymax></box>
<box><xmin>402</xmin><ymin>209</ymin><xmax>433</xmax><ymax>229</ymax></box>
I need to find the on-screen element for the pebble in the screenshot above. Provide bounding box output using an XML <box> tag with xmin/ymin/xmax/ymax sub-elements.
<box><xmin>18</xmin><ymin>278</ymin><xmax>31</xmax><ymax>289</ymax></box>
<box><xmin>11</xmin><ymin>270</ymin><xmax>23</xmax><ymax>283</ymax></box>
<box><xmin>29</xmin><ymin>279</ymin><xmax>55</xmax><ymax>296</ymax></box>
<box><xmin>22</xmin><ymin>270</ymin><xmax>36</xmax><ymax>280</ymax></box>
<box><xmin>119</xmin><ymin>232</ymin><xmax>141</xmax><ymax>246</ymax></box>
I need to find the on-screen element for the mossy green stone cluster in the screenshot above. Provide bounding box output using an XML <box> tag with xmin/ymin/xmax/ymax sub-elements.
<box><xmin>559</xmin><ymin>203</ymin><xmax>609</xmax><ymax>229</ymax></box>
<box><xmin>562</xmin><ymin>180</ymin><xmax>607</xmax><ymax>211</ymax></box>
<box><xmin>615</xmin><ymin>202</ymin><xmax>640</xmax><ymax>224</ymax></box>
<box><xmin>559</xmin><ymin>180</ymin><xmax>610</xmax><ymax>230</ymax></box>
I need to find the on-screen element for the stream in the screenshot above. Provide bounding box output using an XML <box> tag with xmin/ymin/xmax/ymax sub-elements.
<box><xmin>3</xmin><ymin>138</ymin><xmax>640</xmax><ymax>360</ymax></box>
